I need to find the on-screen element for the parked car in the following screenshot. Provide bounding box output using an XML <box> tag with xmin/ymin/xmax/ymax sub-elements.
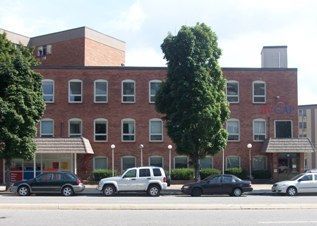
<box><xmin>272</xmin><ymin>171</ymin><xmax>317</xmax><ymax>196</ymax></box>
<box><xmin>97</xmin><ymin>166</ymin><xmax>168</xmax><ymax>196</ymax></box>
<box><xmin>181</xmin><ymin>174</ymin><xmax>253</xmax><ymax>197</ymax></box>
<box><xmin>9</xmin><ymin>171</ymin><xmax>85</xmax><ymax>196</ymax></box>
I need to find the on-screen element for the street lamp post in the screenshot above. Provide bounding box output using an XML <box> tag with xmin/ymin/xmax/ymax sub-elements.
<box><xmin>247</xmin><ymin>143</ymin><xmax>252</xmax><ymax>180</ymax></box>
<box><xmin>168</xmin><ymin>145</ymin><xmax>172</xmax><ymax>176</ymax></box>
<box><xmin>111</xmin><ymin>144</ymin><xmax>115</xmax><ymax>177</ymax></box>
<box><xmin>222</xmin><ymin>148</ymin><xmax>225</xmax><ymax>175</ymax></box>
<box><xmin>140</xmin><ymin>144</ymin><xmax>144</xmax><ymax>166</ymax></box>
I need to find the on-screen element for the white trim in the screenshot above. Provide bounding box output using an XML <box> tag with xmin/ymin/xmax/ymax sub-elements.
<box><xmin>148</xmin><ymin>156</ymin><xmax>164</xmax><ymax>168</ymax></box>
<box><xmin>174</xmin><ymin>156</ymin><xmax>188</xmax><ymax>169</ymax></box>
<box><xmin>253</xmin><ymin>118</ymin><xmax>266</xmax><ymax>142</ymax></box>
<box><xmin>121</xmin><ymin>156</ymin><xmax>136</xmax><ymax>172</ymax></box>
<box><xmin>121</xmin><ymin>79</ymin><xmax>135</xmax><ymax>103</ymax></box>
<box><xmin>252</xmin><ymin>81</ymin><xmax>266</xmax><ymax>104</ymax></box>
<box><xmin>274</xmin><ymin>120</ymin><xmax>293</xmax><ymax>138</ymax></box>
<box><xmin>42</xmin><ymin>79</ymin><xmax>55</xmax><ymax>103</ymax></box>
<box><xmin>226</xmin><ymin>80</ymin><xmax>239</xmax><ymax>104</ymax></box>
<box><xmin>226</xmin><ymin>155</ymin><xmax>241</xmax><ymax>169</ymax></box>
<box><xmin>94</xmin><ymin>79</ymin><xmax>108</xmax><ymax>103</ymax></box>
<box><xmin>68</xmin><ymin>79</ymin><xmax>83</xmax><ymax>103</ymax></box>
<box><xmin>68</xmin><ymin>118</ymin><xmax>82</xmax><ymax>137</ymax></box>
<box><xmin>121</xmin><ymin>118</ymin><xmax>136</xmax><ymax>142</ymax></box>
<box><xmin>93</xmin><ymin>118</ymin><xmax>108</xmax><ymax>142</ymax></box>
<box><xmin>93</xmin><ymin>156</ymin><xmax>108</xmax><ymax>170</ymax></box>
<box><xmin>40</xmin><ymin>118</ymin><xmax>54</xmax><ymax>138</ymax></box>
<box><xmin>149</xmin><ymin>80</ymin><xmax>162</xmax><ymax>103</ymax></box>
<box><xmin>226</xmin><ymin>118</ymin><xmax>240</xmax><ymax>142</ymax></box>
<box><xmin>252</xmin><ymin>155</ymin><xmax>268</xmax><ymax>171</ymax></box>
<box><xmin>149</xmin><ymin>118</ymin><xmax>163</xmax><ymax>142</ymax></box>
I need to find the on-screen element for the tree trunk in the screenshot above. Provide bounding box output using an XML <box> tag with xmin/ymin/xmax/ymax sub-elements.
<box><xmin>5</xmin><ymin>158</ymin><xmax>11</xmax><ymax>190</ymax></box>
<box><xmin>193</xmin><ymin>157</ymin><xmax>201</xmax><ymax>181</ymax></box>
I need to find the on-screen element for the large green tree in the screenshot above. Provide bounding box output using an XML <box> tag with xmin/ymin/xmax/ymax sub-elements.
<box><xmin>156</xmin><ymin>23</ymin><xmax>230</xmax><ymax>180</ymax></box>
<box><xmin>0</xmin><ymin>33</ymin><xmax>45</xmax><ymax>188</ymax></box>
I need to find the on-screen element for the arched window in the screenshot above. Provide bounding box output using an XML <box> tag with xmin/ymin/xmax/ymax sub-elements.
<box><xmin>122</xmin><ymin>79</ymin><xmax>135</xmax><ymax>103</ymax></box>
<box><xmin>226</xmin><ymin>119</ymin><xmax>240</xmax><ymax>141</ymax></box>
<box><xmin>68</xmin><ymin>118</ymin><xmax>82</xmax><ymax>137</ymax></box>
<box><xmin>252</xmin><ymin>81</ymin><xmax>266</xmax><ymax>103</ymax></box>
<box><xmin>68</xmin><ymin>79</ymin><xmax>83</xmax><ymax>103</ymax></box>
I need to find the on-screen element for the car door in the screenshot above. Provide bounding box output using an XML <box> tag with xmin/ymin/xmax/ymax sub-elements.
<box><xmin>51</xmin><ymin>173</ymin><xmax>64</xmax><ymax>192</ymax></box>
<box><xmin>30</xmin><ymin>173</ymin><xmax>53</xmax><ymax>193</ymax></box>
<box><xmin>201</xmin><ymin>175</ymin><xmax>222</xmax><ymax>194</ymax></box>
<box><xmin>221</xmin><ymin>175</ymin><xmax>235</xmax><ymax>194</ymax></box>
<box><xmin>297</xmin><ymin>174</ymin><xmax>314</xmax><ymax>193</ymax></box>
<box><xmin>136</xmin><ymin>168</ymin><xmax>151</xmax><ymax>190</ymax></box>
<box><xmin>117</xmin><ymin>169</ymin><xmax>137</xmax><ymax>191</ymax></box>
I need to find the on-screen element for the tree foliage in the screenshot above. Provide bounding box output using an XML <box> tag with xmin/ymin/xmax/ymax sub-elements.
<box><xmin>155</xmin><ymin>23</ymin><xmax>230</xmax><ymax>179</ymax></box>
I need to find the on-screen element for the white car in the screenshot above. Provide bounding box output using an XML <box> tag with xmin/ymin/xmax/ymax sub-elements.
<box><xmin>272</xmin><ymin>172</ymin><xmax>317</xmax><ymax>196</ymax></box>
<box><xmin>97</xmin><ymin>166</ymin><xmax>168</xmax><ymax>196</ymax></box>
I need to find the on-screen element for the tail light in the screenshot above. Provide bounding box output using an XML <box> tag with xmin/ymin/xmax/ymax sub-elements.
<box><xmin>163</xmin><ymin>177</ymin><xmax>167</xmax><ymax>182</ymax></box>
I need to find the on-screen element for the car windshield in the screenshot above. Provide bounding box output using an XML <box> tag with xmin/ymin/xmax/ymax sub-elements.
<box><xmin>291</xmin><ymin>173</ymin><xmax>304</xmax><ymax>181</ymax></box>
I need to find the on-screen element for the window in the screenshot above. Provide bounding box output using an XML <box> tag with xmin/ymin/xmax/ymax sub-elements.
<box><xmin>123</xmin><ymin>169</ymin><xmax>136</xmax><ymax>178</ymax></box>
<box><xmin>253</xmin><ymin>81</ymin><xmax>266</xmax><ymax>103</ymax></box>
<box><xmin>208</xmin><ymin>175</ymin><xmax>221</xmax><ymax>183</ymax></box>
<box><xmin>40</xmin><ymin>119</ymin><xmax>54</xmax><ymax>138</ymax></box>
<box><xmin>68</xmin><ymin>80</ymin><xmax>82</xmax><ymax>103</ymax></box>
<box><xmin>299</xmin><ymin>122</ymin><xmax>307</xmax><ymax>129</ymax></box>
<box><xmin>37</xmin><ymin>173</ymin><xmax>53</xmax><ymax>182</ymax></box>
<box><xmin>227</xmin><ymin>119</ymin><xmax>240</xmax><ymax>141</ymax></box>
<box><xmin>174</xmin><ymin>156</ymin><xmax>188</xmax><ymax>168</ymax></box>
<box><xmin>94</xmin><ymin>80</ymin><xmax>108</xmax><ymax>103</ymax></box>
<box><xmin>149</xmin><ymin>119</ymin><xmax>163</xmax><ymax>142</ymax></box>
<box><xmin>93</xmin><ymin>157</ymin><xmax>108</xmax><ymax>170</ymax></box>
<box><xmin>69</xmin><ymin>118</ymin><xmax>82</xmax><ymax>137</ymax></box>
<box><xmin>122</xmin><ymin>119</ymin><xmax>135</xmax><ymax>142</ymax></box>
<box><xmin>299</xmin><ymin>109</ymin><xmax>306</xmax><ymax>116</ymax></box>
<box><xmin>149</xmin><ymin>80</ymin><xmax>162</xmax><ymax>103</ymax></box>
<box><xmin>222</xmin><ymin>175</ymin><xmax>233</xmax><ymax>183</ymax></box>
<box><xmin>149</xmin><ymin>156</ymin><xmax>163</xmax><ymax>168</ymax></box>
<box><xmin>275</xmin><ymin>120</ymin><xmax>292</xmax><ymax>138</ymax></box>
<box><xmin>252</xmin><ymin>156</ymin><xmax>267</xmax><ymax>171</ymax></box>
<box><xmin>301</xmin><ymin>175</ymin><xmax>313</xmax><ymax>181</ymax></box>
<box><xmin>94</xmin><ymin>119</ymin><xmax>108</xmax><ymax>141</ymax></box>
<box><xmin>153</xmin><ymin>168</ymin><xmax>162</xmax><ymax>176</ymax></box>
<box><xmin>139</xmin><ymin>169</ymin><xmax>151</xmax><ymax>177</ymax></box>
<box><xmin>122</xmin><ymin>80</ymin><xmax>135</xmax><ymax>103</ymax></box>
<box><xmin>226</xmin><ymin>81</ymin><xmax>239</xmax><ymax>103</ymax></box>
<box><xmin>122</xmin><ymin>156</ymin><xmax>136</xmax><ymax>172</ymax></box>
<box><xmin>200</xmin><ymin>156</ymin><xmax>213</xmax><ymax>169</ymax></box>
<box><xmin>37</xmin><ymin>45</ymin><xmax>52</xmax><ymax>57</ymax></box>
<box><xmin>42</xmin><ymin>79</ymin><xmax>54</xmax><ymax>103</ymax></box>
<box><xmin>226</xmin><ymin>156</ymin><xmax>240</xmax><ymax>169</ymax></box>
<box><xmin>253</xmin><ymin>119</ymin><xmax>266</xmax><ymax>141</ymax></box>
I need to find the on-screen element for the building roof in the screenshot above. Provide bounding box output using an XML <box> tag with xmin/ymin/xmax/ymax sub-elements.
<box><xmin>35</xmin><ymin>137</ymin><xmax>94</xmax><ymax>154</ymax></box>
<box><xmin>263</xmin><ymin>138</ymin><xmax>315</xmax><ymax>153</ymax></box>
<box><xmin>0</xmin><ymin>28</ymin><xmax>30</xmax><ymax>46</ymax></box>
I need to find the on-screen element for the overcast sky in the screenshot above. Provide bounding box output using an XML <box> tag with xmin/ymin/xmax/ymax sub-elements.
<box><xmin>1</xmin><ymin>0</ymin><xmax>316</xmax><ymax>105</ymax></box>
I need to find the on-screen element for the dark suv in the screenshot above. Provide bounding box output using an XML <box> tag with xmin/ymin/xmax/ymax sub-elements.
<box><xmin>9</xmin><ymin>171</ymin><xmax>85</xmax><ymax>196</ymax></box>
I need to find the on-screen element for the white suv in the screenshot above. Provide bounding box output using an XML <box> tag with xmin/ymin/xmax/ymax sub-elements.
<box><xmin>97</xmin><ymin>166</ymin><xmax>168</xmax><ymax>196</ymax></box>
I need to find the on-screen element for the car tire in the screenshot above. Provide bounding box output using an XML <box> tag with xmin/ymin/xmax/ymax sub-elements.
<box><xmin>62</xmin><ymin>186</ymin><xmax>74</xmax><ymax>196</ymax></box>
<box><xmin>232</xmin><ymin>188</ymin><xmax>242</xmax><ymax>197</ymax></box>
<box><xmin>286</xmin><ymin>186</ymin><xmax>297</xmax><ymax>196</ymax></box>
<box><xmin>147</xmin><ymin>184</ymin><xmax>161</xmax><ymax>197</ymax></box>
<box><xmin>18</xmin><ymin>185</ymin><xmax>30</xmax><ymax>196</ymax></box>
<box><xmin>103</xmin><ymin>185</ymin><xmax>116</xmax><ymax>196</ymax></box>
<box><xmin>191</xmin><ymin>188</ymin><xmax>202</xmax><ymax>197</ymax></box>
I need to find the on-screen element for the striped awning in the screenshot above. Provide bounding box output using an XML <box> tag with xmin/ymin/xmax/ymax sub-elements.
<box><xmin>263</xmin><ymin>138</ymin><xmax>315</xmax><ymax>153</ymax></box>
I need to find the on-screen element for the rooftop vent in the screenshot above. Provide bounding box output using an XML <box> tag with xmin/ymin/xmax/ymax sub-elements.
<box><xmin>261</xmin><ymin>46</ymin><xmax>287</xmax><ymax>68</ymax></box>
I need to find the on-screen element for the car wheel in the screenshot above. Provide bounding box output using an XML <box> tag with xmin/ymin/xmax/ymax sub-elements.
<box><xmin>103</xmin><ymin>185</ymin><xmax>116</xmax><ymax>196</ymax></box>
<box><xmin>191</xmin><ymin>188</ymin><xmax>202</xmax><ymax>197</ymax></box>
<box><xmin>62</xmin><ymin>186</ymin><xmax>74</xmax><ymax>196</ymax></box>
<box><xmin>147</xmin><ymin>185</ymin><xmax>161</xmax><ymax>197</ymax></box>
<box><xmin>18</xmin><ymin>185</ymin><xmax>30</xmax><ymax>196</ymax></box>
<box><xmin>232</xmin><ymin>188</ymin><xmax>242</xmax><ymax>197</ymax></box>
<box><xmin>286</xmin><ymin>186</ymin><xmax>297</xmax><ymax>196</ymax></box>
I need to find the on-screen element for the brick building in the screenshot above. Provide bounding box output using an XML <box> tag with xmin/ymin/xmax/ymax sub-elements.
<box><xmin>0</xmin><ymin>27</ymin><xmax>314</xmax><ymax>183</ymax></box>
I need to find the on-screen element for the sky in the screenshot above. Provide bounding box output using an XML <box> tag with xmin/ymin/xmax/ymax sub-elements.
<box><xmin>0</xmin><ymin>0</ymin><xmax>316</xmax><ymax>105</ymax></box>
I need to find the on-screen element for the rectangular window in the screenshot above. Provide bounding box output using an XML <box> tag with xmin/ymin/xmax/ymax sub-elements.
<box><xmin>275</xmin><ymin>121</ymin><xmax>292</xmax><ymax>138</ymax></box>
<box><xmin>253</xmin><ymin>82</ymin><xmax>266</xmax><ymax>103</ymax></box>
<box><xmin>226</xmin><ymin>156</ymin><xmax>240</xmax><ymax>169</ymax></box>
<box><xmin>42</xmin><ymin>80</ymin><xmax>54</xmax><ymax>103</ymax></box>
<box><xmin>174</xmin><ymin>156</ymin><xmax>188</xmax><ymax>168</ymax></box>
<box><xmin>122</xmin><ymin>157</ymin><xmax>136</xmax><ymax>171</ymax></box>
<box><xmin>227</xmin><ymin>120</ymin><xmax>240</xmax><ymax>141</ymax></box>
<box><xmin>94</xmin><ymin>120</ymin><xmax>107</xmax><ymax>141</ymax></box>
<box><xmin>149</xmin><ymin>156</ymin><xmax>163</xmax><ymax>168</ymax></box>
<box><xmin>94</xmin><ymin>157</ymin><xmax>107</xmax><ymax>170</ymax></box>
<box><xmin>226</xmin><ymin>81</ymin><xmax>239</xmax><ymax>103</ymax></box>
<box><xmin>299</xmin><ymin>109</ymin><xmax>306</xmax><ymax>116</ymax></box>
<box><xmin>149</xmin><ymin>81</ymin><xmax>161</xmax><ymax>103</ymax></box>
<box><xmin>253</xmin><ymin>120</ymin><xmax>266</xmax><ymax>141</ymax></box>
<box><xmin>40</xmin><ymin>120</ymin><xmax>54</xmax><ymax>138</ymax></box>
<box><xmin>122</xmin><ymin>120</ymin><xmax>135</xmax><ymax>141</ymax></box>
<box><xmin>69</xmin><ymin>81</ymin><xmax>82</xmax><ymax>103</ymax></box>
<box><xmin>153</xmin><ymin>168</ymin><xmax>162</xmax><ymax>176</ymax></box>
<box><xmin>299</xmin><ymin>122</ymin><xmax>307</xmax><ymax>129</ymax></box>
<box><xmin>252</xmin><ymin>156</ymin><xmax>267</xmax><ymax>171</ymax></box>
<box><xmin>94</xmin><ymin>80</ymin><xmax>108</xmax><ymax>103</ymax></box>
<box><xmin>149</xmin><ymin>120</ymin><xmax>163</xmax><ymax>141</ymax></box>
<box><xmin>122</xmin><ymin>80</ymin><xmax>135</xmax><ymax>103</ymax></box>
<box><xmin>69</xmin><ymin>120</ymin><xmax>82</xmax><ymax>137</ymax></box>
<box><xmin>200</xmin><ymin>157</ymin><xmax>213</xmax><ymax>169</ymax></box>
<box><xmin>139</xmin><ymin>169</ymin><xmax>151</xmax><ymax>177</ymax></box>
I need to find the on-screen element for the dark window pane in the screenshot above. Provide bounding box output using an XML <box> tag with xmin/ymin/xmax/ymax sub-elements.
<box><xmin>275</xmin><ymin>121</ymin><xmax>292</xmax><ymax>138</ymax></box>
<box><xmin>139</xmin><ymin>169</ymin><xmax>151</xmax><ymax>177</ymax></box>
<box><xmin>153</xmin><ymin>168</ymin><xmax>162</xmax><ymax>176</ymax></box>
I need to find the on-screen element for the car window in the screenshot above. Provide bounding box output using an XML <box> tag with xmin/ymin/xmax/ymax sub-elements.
<box><xmin>123</xmin><ymin>169</ymin><xmax>136</xmax><ymax>178</ymax></box>
<box><xmin>62</xmin><ymin>173</ymin><xmax>76</xmax><ymax>181</ymax></box>
<box><xmin>222</xmin><ymin>176</ymin><xmax>233</xmax><ymax>183</ymax></box>
<box><xmin>300</xmin><ymin>174</ymin><xmax>313</xmax><ymax>181</ymax></box>
<box><xmin>153</xmin><ymin>168</ymin><xmax>162</xmax><ymax>176</ymax></box>
<box><xmin>52</xmin><ymin>173</ymin><xmax>62</xmax><ymax>181</ymax></box>
<box><xmin>208</xmin><ymin>176</ymin><xmax>221</xmax><ymax>183</ymax></box>
<box><xmin>314</xmin><ymin>174</ymin><xmax>317</xmax><ymax>180</ymax></box>
<box><xmin>37</xmin><ymin>173</ymin><xmax>52</xmax><ymax>182</ymax></box>
<box><xmin>139</xmin><ymin>169</ymin><xmax>151</xmax><ymax>177</ymax></box>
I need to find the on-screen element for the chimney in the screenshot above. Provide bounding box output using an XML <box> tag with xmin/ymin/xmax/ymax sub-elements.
<box><xmin>261</xmin><ymin>46</ymin><xmax>287</xmax><ymax>68</ymax></box>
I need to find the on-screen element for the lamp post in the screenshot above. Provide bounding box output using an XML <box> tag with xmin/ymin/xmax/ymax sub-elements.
<box><xmin>168</xmin><ymin>145</ymin><xmax>172</xmax><ymax>176</ymax></box>
<box><xmin>139</xmin><ymin>144</ymin><xmax>144</xmax><ymax>166</ymax></box>
<box><xmin>247</xmin><ymin>143</ymin><xmax>252</xmax><ymax>180</ymax></box>
<box><xmin>222</xmin><ymin>148</ymin><xmax>225</xmax><ymax>175</ymax></box>
<box><xmin>111</xmin><ymin>144</ymin><xmax>115</xmax><ymax>177</ymax></box>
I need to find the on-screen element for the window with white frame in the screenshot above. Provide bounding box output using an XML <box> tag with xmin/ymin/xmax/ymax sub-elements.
<box><xmin>299</xmin><ymin>122</ymin><xmax>307</xmax><ymax>129</ymax></box>
<box><xmin>122</xmin><ymin>80</ymin><xmax>135</xmax><ymax>103</ymax></box>
<box><xmin>299</xmin><ymin>109</ymin><xmax>306</xmax><ymax>116</ymax></box>
<box><xmin>253</xmin><ymin>119</ymin><xmax>266</xmax><ymax>141</ymax></box>
<box><xmin>94</xmin><ymin>80</ymin><xmax>108</xmax><ymax>103</ymax></box>
<box><xmin>252</xmin><ymin>156</ymin><xmax>267</xmax><ymax>171</ymax></box>
<box><xmin>253</xmin><ymin>81</ymin><xmax>266</xmax><ymax>103</ymax></box>
<box><xmin>227</xmin><ymin>119</ymin><xmax>240</xmax><ymax>141</ymax></box>
<box><xmin>149</xmin><ymin>119</ymin><xmax>163</xmax><ymax>141</ymax></box>
<box><xmin>41</xmin><ymin>79</ymin><xmax>54</xmax><ymax>103</ymax></box>
<box><xmin>94</xmin><ymin>119</ymin><xmax>108</xmax><ymax>141</ymax></box>
<box><xmin>122</xmin><ymin>156</ymin><xmax>136</xmax><ymax>171</ymax></box>
<box><xmin>149</xmin><ymin>80</ymin><xmax>162</xmax><ymax>103</ymax></box>
<box><xmin>93</xmin><ymin>157</ymin><xmax>108</xmax><ymax>170</ymax></box>
<box><xmin>149</xmin><ymin>156</ymin><xmax>163</xmax><ymax>167</ymax></box>
<box><xmin>69</xmin><ymin>80</ymin><xmax>82</xmax><ymax>103</ymax></box>
<box><xmin>226</xmin><ymin>81</ymin><xmax>239</xmax><ymax>103</ymax></box>
<box><xmin>174</xmin><ymin>156</ymin><xmax>188</xmax><ymax>168</ymax></box>
<box><xmin>122</xmin><ymin>119</ymin><xmax>135</xmax><ymax>141</ymax></box>
<box><xmin>69</xmin><ymin>118</ymin><xmax>82</xmax><ymax>137</ymax></box>
<box><xmin>200</xmin><ymin>156</ymin><xmax>213</xmax><ymax>169</ymax></box>
<box><xmin>226</xmin><ymin>156</ymin><xmax>240</xmax><ymax>169</ymax></box>
<box><xmin>40</xmin><ymin>119</ymin><xmax>54</xmax><ymax>138</ymax></box>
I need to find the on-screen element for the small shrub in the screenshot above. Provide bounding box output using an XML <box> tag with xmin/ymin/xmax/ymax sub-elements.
<box><xmin>200</xmin><ymin>168</ymin><xmax>221</xmax><ymax>179</ymax></box>
<box><xmin>93</xmin><ymin>169</ymin><xmax>116</xmax><ymax>181</ymax></box>
<box><xmin>225</xmin><ymin>167</ymin><xmax>247</xmax><ymax>179</ymax></box>
<box><xmin>252</xmin><ymin>170</ymin><xmax>271</xmax><ymax>179</ymax></box>
<box><xmin>171</xmin><ymin>168</ymin><xmax>194</xmax><ymax>180</ymax></box>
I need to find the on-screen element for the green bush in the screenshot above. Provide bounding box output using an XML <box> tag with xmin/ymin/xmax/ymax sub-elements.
<box><xmin>171</xmin><ymin>168</ymin><xmax>194</xmax><ymax>180</ymax></box>
<box><xmin>200</xmin><ymin>168</ymin><xmax>221</xmax><ymax>179</ymax></box>
<box><xmin>225</xmin><ymin>167</ymin><xmax>247</xmax><ymax>179</ymax></box>
<box><xmin>252</xmin><ymin>170</ymin><xmax>272</xmax><ymax>179</ymax></box>
<box><xmin>93</xmin><ymin>169</ymin><xmax>116</xmax><ymax>181</ymax></box>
